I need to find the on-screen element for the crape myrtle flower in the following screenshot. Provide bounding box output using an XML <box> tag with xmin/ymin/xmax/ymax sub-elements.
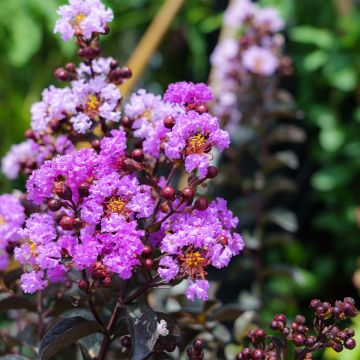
<box><xmin>31</xmin><ymin>86</ymin><xmax>76</xmax><ymax>133</ymax></box>
<box><xmin>1</xmin><ymin>136</ymin><xmax>74</xmax><ymax>180</ymax></box>
<box><xmin>125</xmin><ymin>89</ymin><xmax>184</xmax><ymax>158</ymax></box>
<box><xmin>210</xmin><ymin>0</ymin><xmax>286</xmax><ymax>129</ymax></box>
<box><xmin>163</xmin><ymin>81</ymin><xmax>213</xmax><ymax>108</ymax></box>
<box><xmin>164</xmin><ymin>110</ymin><xmax>230</xmax><ymax>179</ymax></box>
<box><xmin>14</xmin><ymin>213</ymin><xmax>66</xmax><ymax>293</ymax></box>
<box><xmin>224</xmin><ymin>0</ymin><xmax>256</xmax><ymax>28</ymax></box>
<box><xmin>0</xmin><ymin>194</ymin><xmax>25</xmax><ymax>270</ymax></box>
<box><xmin>54</xmin><ymin>0</ymin><xmax>113</xmax><ymax>41</ymax></box>
<box><xmin>71</xmin><ymin>76</ymin><xmax>121</xmax><ymax>133</ymax></box>
<box><xmin>27</xmin><ymin>148</ymin><xmax>99</xmax><ymax>205</ymax></box>
<box><xmin>30</xmin><ymin>77</ymin><xmax>121</xmax><ymax>135</ymax></box>
<box><xmin>242</xmin><ymin>45</ymin><xmax>279</xmax><ymax>76</ymax></box>
<box><xmin>254</xmin><ymin>7</ymin><xmax>284</xmax><ymax>33</ymax></box>
<box><xmin>77</xmin><ymin>56</ymin><xmax>116</xmax><ymax>79</ymax></box>
<box><xmin>157</xmin><ymin>198</ymin><xmax>244</xmax><ymax>301</ymax></box>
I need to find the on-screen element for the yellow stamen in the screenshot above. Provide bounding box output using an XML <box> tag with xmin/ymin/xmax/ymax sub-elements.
<box><xmin>87</xmin><ymin>94</ymin><xmax>100</xmax><ymax>112</ymax></box>
<box><xmin>0</xmin><ymin>216</ymin><xmax>5</xmax><ymax>226</ymax></box>
<box><xmin>185</xmin><ymin>251</ymin><xmax>204</xmax><ymax>268</ymax></box>
<box><xmin>189</xmin><ymin>134</ymin><xmax>206</xmax><ymax>149</ymax></box>
<box><xmin>106</xmin><ymin>197</ymin><xmax>130</xmax><ymax>218</ymax></box>
<box><xmin>142</xmin><ymin>110</ymin><xmax>152</xmax><ymax>120</ymax></box>
<box><xmin>30</xmin><ymin>241</ymin><xmax>38</xmax><ymax>257</ymax></box>
<box><xmin>76</xmin><ymin>13</ymin><xmax>86</xmax><ymax>24</ymax></box>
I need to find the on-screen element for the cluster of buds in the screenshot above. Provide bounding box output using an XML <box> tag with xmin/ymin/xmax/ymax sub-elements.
<box><xmin>236</xmin><ymin>298</ymin><xmax>357</xmax><ymax>359</ymax></box>
<box><xmin>187</xmin><ymin>339</ymin><xmax>205</xmax><ymax>360</ymax></box>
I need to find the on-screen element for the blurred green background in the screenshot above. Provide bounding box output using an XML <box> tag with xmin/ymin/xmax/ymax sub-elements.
<box><xmin>1</xmin><ymin>0</ymin><xmax>360</xmax><ymax>356</ymax></box>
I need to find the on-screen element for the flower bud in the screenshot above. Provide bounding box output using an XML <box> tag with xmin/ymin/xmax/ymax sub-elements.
<box><xmin>161</xmin><ymin>186</ymin><xmax>176</xmax><ymax>201</ymax></box>
<box><xmin>60</xmin><ymin>216</ymin><xmax>76</xmax><ymax>230</ymax></box>
<box><xmin>194</xmin><ymin>197</ymin><xmax>208</xmax><ymax>211</ymax></box>
<box><xmin>164</xmin><ymin>115</ymin><xmax>175</xmax><ymax>129</ymax></box>
<box><xmin>48</xmin><ymin>199</ymin><xmax>62</xmax><ymax>212</ymax></box>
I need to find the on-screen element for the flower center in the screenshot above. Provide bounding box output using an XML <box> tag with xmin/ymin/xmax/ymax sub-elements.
<box><xmin>0</xmin><ymin>216</ymin><xmax>5</xmax><ymax>226</ymax></box>
<box><xmin>73</xmin><ymin>13</ymin><xmax>86</xmax><ymax>25</ymax></box>
<box><xmin>186</xmin><ymin>133</ymin><xmax>210</xmax><ymax>154</ymax></box>
<box><xmin>105</xmin><ymin>196</ymin><xmax>131</xmax><ymax>219</ymax></box>
<box><xmin>180</xmin><ymin>250</ymin><xmax>209</xmax><ymax>279</ymax></box>
<box><xmin>30</xmin><ymin>241</ymin><xmax>38</xmax><ymax>257</ymax></box>
<box><xmin>84</xmin><ymin>94</ymin><xmax>101</xmax><ymax>119</ymax></box>
<box><xmin>185</xmin><ymin>251</ymin><xmax>204</xmax><ymax>268</ymax></box>
<box><xmin>142</xmin><ymin>110</ymin><xmax>152</xmax><ymax>120</ymax></box>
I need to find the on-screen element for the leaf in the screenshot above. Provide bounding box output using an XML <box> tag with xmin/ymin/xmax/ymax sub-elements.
<box><xmin>319</xmin><ymin>125</ymin><xmax>345</xmax><ymax>152</ymax></box>
<box><xmin>266</xmin><ymin>209</ymin><xmax>298</xmax><ymax>232</ymax></box>
<box><xmin>211</xmin><ymin>304</ymin><xmax>243</xmax><ymax>322</ymax></box>
<box><xmin>233</xmin><ymin>311</ymin><xmax>256</xmax><ymax>342</ymax></box>
<box><xmin>39</xmin><ymin>316</ymin><xmax>103</xmax><ymax>360</ymax></box>
<box><xmin>78</xmin><ymin>333</ymin><xmax>104</xmax><ymax>360</ymax></box>
<box><xmin>268</xmin><ymin>125</ymin><xmax>306</xmax><ymax>144</ymax></box>
<box><xmin>326</xmin><ymin>67</ymin><xmax>357</xmax><ymax>92</ymax></box>
<box><xmin>3</xmin><ymin>268</ymin><xmax>22</xmax><ymax>289</ymax></box>
<box><xmin>289</xmin><ymin>26</ymin><xmax>334</xmax><ymax>49</ymax></box>
<box><xmin>303</xmin><ymin>50</ymin><xmax>328</xmax><ymax>71</ymax></box>
<box><xmin>266</xmin><ymin>336</ymin><xmax>284</xmax><ymax>357</ymax></box>
<box><xmin>125</xmin><ymin>304</ymin><xmax>158</xmax><ymax>360</ymax></box>
<box><xmin>0</xmin><ymin>296</ymin><xmax>36</xmax><ymax>313</ymax></box>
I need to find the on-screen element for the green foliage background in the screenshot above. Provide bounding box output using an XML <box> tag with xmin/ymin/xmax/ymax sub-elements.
<box><xmin>1</xmin><ymin>0</ymin><xmax>360</xmax><ymax>356</ymax></box>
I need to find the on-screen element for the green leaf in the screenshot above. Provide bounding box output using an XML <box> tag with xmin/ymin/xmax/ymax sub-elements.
<box><xmin>312</xmin><ymin>166</ymin><xmax>351</xmax><ymax>191</ymax></box>
<box><xmin>303</xmin><ymin>50</ymin><xmax>328</xmax><ymax>71</ymax></box>
<box><xmin>8</xmin><ymin>10</ymin><xmax>42</xmax><ymax>66</ymax></box>
<box><xmin>125</xmin><ymin>304</ymin><xmax>158</xmax><ymax>360</ymax></box>
<box><xmin>326</xmin><ymin>67</ymin><xmax>357</xmax><ymax>92</ymax></box>
<box><xmin>319</xmin><ymin>125</ymin><xmax>345</xmax><ymax>152</ymax></box>
<box><xmin>289</xmin><ymin>26</ymin><xmax>334</xmax><ymax>49</ymax></box>
<box><xmin>39</xmin><ymin>316</ymin><xmax>103</xmax><ymax>360</ymax></box>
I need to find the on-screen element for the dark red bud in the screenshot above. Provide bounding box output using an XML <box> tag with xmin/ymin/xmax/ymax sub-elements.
<box><xmin>48</xmin><ymin>199</ymin><xmax>62</xmax><ymax>212</ymax></box>
<box><xmin>65</xmin><ymin>63</ymin><xmax>76</xmax><ymax>72</ymax></box>
<box><xmin>194</xmin><ymin>197</ymin><xmax>209</xmax><ymax>211</ymax></box>
<box><xmin>143</xmin><ymin>258</ymin><xmax>154</xmax><ymax>269</ymax></box>
<box><xmin>60</xmin><ymin>216</ymin><xmax>76</xmax><ymax>231</ymax></box>
<box><xmin>345</xmin><ymin>338</ymin><xmax>356</xmax><ymax>350</ymax></box>
<box><xmin>78</xmin><ymin>279</ymin><xmax>89</xmax><ymax>291</ymax></box>
<box><xmin>161</xmin><ymin>186</ymin><xmax>176</xmax><ymax>201</ymax></box>
<box><xmin>131</xmin><ymin>148</ymin><xmax>144</xmax><ymax>162</ymax></box>
<box><xmin>78</xmin><ymin>182</ymin><xmax>90</xmax><ymax>197</ymax></box>
<box><xmin>206</xmin><ymin>166</ymin><xmax>218</xmax><ymax>179</ymax></box>
<box><xmin>119</xmin><ymin>67</ymin><xmax>132</xmax><ymax>79</ymax></box>
<box><xmin>110</xmin><ymin>59</ymin><xmax>119</xmax><ymax>69</ymax></box>
<box><xmin>142</xmin><ymin>245</ymin><xmax>153</xmax><ymax>255</ymax></box>
<box><xmin>121</xmin><ymin>336</ymin><xmax>131</xmax><ymax>348</ymax></box>
<box><xmin>122</xmin><ymin>116</ymin><xmax>133</xmax><ymax>128</ymax></box>
<box><xmin>193</xmin><ymin>339</ymin><xmax>205</xmax><ymax>351</ymax></box>
<box><xmin>164</xmin><ymin>115</ymin><xmax>176</xmax><ymax>129</ymax></box>
<box><xmin>294</xmin><ymin>334</ymin><xmax>306</xmax><ymax>347</ymax></box>
<box><xmin>181</xmin><ymin>187</ymin><xmax>194</xmax><ymax>201</ymax></box>
<box><xmin>196</xmin><ymin>104</ymin><xmax>208</xmax><ymax>114</ymax></box>
<box><xmin>54</xmin><ymin>68</ymin><xmax>69</xmax><ymax>81</ymax></box>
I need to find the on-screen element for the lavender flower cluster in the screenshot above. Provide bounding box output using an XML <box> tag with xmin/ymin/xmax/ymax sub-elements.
<box><xmin>0</xmin><ymin>0</ymin><xmax>244</xmax><ymax>303</ymax></box>
<box><xmin>210</xmin><ymin>0</ymin><xmax>292</xmax><ymax>130</ymax></box>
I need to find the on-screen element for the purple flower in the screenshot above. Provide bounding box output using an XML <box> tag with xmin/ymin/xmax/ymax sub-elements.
<box><xmin>77</xmin><ymin>57</ymin><xmax>115</xmax><ymax>79</ymax></box>
<box><xmin>31</xmin><ymin>86</ymin><xmax>76</xmax><ymax>132</ymax></box>
<box><xmin>27</xmin><ymin>148</ymin><xmax>99</xmax><ymax>205</ymax></box>
<box><xmin>242</xmin><ymin>45</ymin><xmax>279</xmax><ymax>76</ymax></box>
<box><xmin>71</xmin><ymin>77</ymin><xmax>121</xmax><ymax>133</ymax></box>
<box><xmin>164</xmin><ymin>111</ymin><xmax>230</xmax><ymax>179</ymax></box>
<box><xmin>81</xmin><ymin>171</ymin><xmax>154</xmax><ymax>224</ymax></box>
<box><xmin>158</xmin><ymin>256</ymin><xmax>179</xmax><ymax>282</ymax></box>
<box><xmin>254</xmin><ymin>7</ymin><xmax>284</xmax><ymax>33</ymax></box>
<box><xmin>125</xmin><ymin>89</ymin><xmax>183</xmax><ymax>158</ymax></box>
<box><xmin>1</xmin><ymin>140</ymin><xmax>38</xmax><ymax>179</ymax></box>
<box><xmin>20</xmin><ymin>271</ymin><xmax>48</xmax><ymax>294</ymax></box>
<box><xmin>54</xmin><ymin>0</ymin><xmax>113</xmax><ymax>41</ymax></box>
<box><xmin>186</xmin><ymin>279</ymin><xmax>209</xmax><ymax>301</ymax></box>
<box><xmin>224</xmin><ymin>0</ymin><xmax>256</xmax><ymax>28</ymax></box>
<box><xmin>99</xmin><ymin>129</ymin><xmax>127</xmax><ymax>172</ymax></box>
<box><xmin>0</xmin><ymin>194</ymin><xmax>25</xmax><ymax>270</ymax></box>
<box><xmin>154</xmin><ymin>197</ymin><xmax>243</xmax><ymax>301</ymax></box>
<box><xmin>163</xmin><ymin>82</ymin><xmax>213</xmax><ymax>107</ymax></box>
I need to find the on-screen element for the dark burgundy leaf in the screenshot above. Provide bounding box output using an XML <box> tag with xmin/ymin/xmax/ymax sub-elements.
<box><xmin>39</xmin><ymin>316</ymin><xmax>103</xmax><ymax>360</ymax></box>
<box><xmin>125</xmin><ymin>304</ymin><xmax>158</xmax><ymax>360</ymax></box>
<box><xmin>0</xmin><ymin>296</ymin><xmax>36</xmax><ymax>313</ymax></box>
